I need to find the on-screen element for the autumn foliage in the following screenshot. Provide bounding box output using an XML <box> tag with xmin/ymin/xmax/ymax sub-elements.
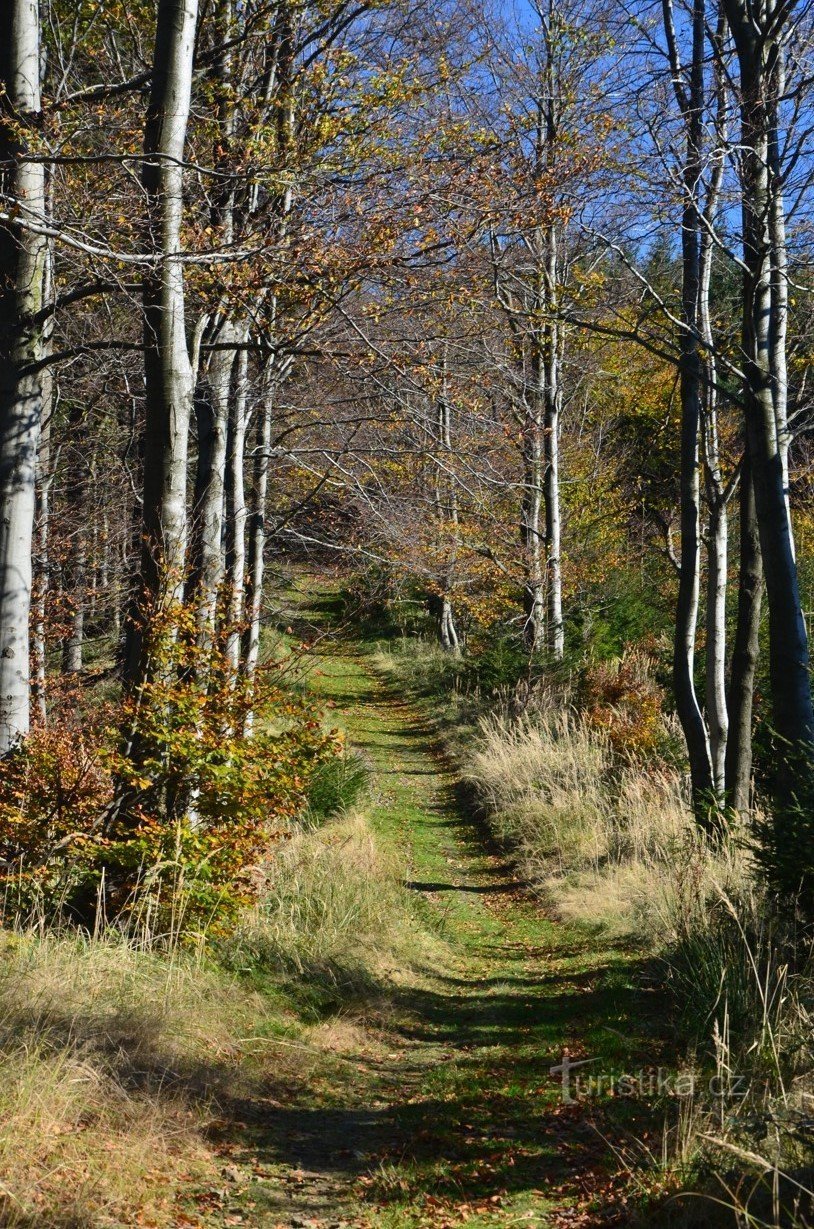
<box><xmin>0</xmin><ymin>606</ymin><xmax>336</xmax><ymax>934</ymax></box>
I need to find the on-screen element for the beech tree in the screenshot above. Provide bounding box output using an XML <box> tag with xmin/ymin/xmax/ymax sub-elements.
<box><xmin>0</xmin><ymin>0</ymin><xmax>47</xmax><ymax>754</ymax></box>
<box><xmin>723</xmin><ymin>0</ymin><xmax>814</xmax><ymax>764</ymax></box>
<box><xmin>126</xmin><ymin>0</ymin><xmax>199</xmax><ymax>684</ymax></box>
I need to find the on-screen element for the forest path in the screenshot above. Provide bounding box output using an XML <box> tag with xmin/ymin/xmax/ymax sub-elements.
<box><xmin>220</xmin><ymin>578</ymin><xmax>658</xmax><ymax>1229</ymax></box>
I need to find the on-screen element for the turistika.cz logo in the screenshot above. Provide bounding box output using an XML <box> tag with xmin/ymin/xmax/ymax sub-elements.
<box><xmin>549</xmin><ymin>1054</ymin><xmax>749</xmax><ymax>1104</ymax></box>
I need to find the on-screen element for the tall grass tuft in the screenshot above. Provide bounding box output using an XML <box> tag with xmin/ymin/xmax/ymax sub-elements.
<box><xmin>464</xmin><ymin>703</ymin><xmax>814</xmax><ymax>1224</ymax></box>
<box><xmin>465</xmin><ymin>710</ymin><xmax>717</xmax><ymax>937</ymax></box>
<box><xmin>303</xmin><ymin>750</ymin><xmax>370</xmax><ymax>826</ymax></box>
<box><xmin>227</xmin><ymin>811</ymin><xmax>421</xmax><ymax>1005</ymax></box>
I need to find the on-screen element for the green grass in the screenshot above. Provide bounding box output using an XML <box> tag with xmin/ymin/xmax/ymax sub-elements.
<box><xmin>232</xmin><ymin>572</ymin><xmax>671</xmax><ymax>1227</ymax></box>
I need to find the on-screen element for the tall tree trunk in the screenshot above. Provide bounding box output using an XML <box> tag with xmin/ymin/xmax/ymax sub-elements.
<box><xmin>725</xmin><ymin>445</ymin><xmax>763</xmax><ymax>813</ymax></box>
<box><xmin>33</xmin><ymin>402</ymin><xmax>52</xmax><ymax>724</ymax></box>
<box><xmin>225</xmin><ymin>345</ymin><xmax>248</xmax><ymax>674</ymax></box>
<box><xmin>724</xmin><ymin>3</ymin><xmax>814</xmax><ymax>759</ymax></box>
<box><xmin>187</xmin><ymin>0</ymin><xmax>236</xmax><ymax>656</ymax></box>
<box><xmin>61</xmin><ymin>543</ymin><xmax>85</xmax><ymax>673</ymax></box>
<box><xmin>543</xmin><ymin>230</ymin><xmax>563</xmax><ymax>661</ymax></box>
<box><xmin>705</xmin><ymin>495</ymin><xmax>728</xmax><ymax>792</ymax></box>
<box><xmin>0</xmin><ymin>0</ymin><xmax>47</xmax><ymax>752</ymax></box>
<box><xmin>700</xmin><ymin>129</ymin><xmax>729</xmax><ymax>799</ymax></box>
<box><xmin>62</xmin><ymin>405</ymin><xmax>86</xmax><ymax>674</ymax></box>
<box><xmin>432</xmin><ymin>345</ymin><xmax>460</xmax><ymax>654</ymax></box>
<box><xmin>242</xmin><ymin>358</ymin><xmax>276</xmax><ymax>705</ymax></box>
<box><xmin>700</xmin><ymin>17</ymin><xmax>733</xmax><ymax>803</ymax></box>
<box><xmin>241</xmin><ymin>3</ymin><xmax>295</xmax><ymax>719</ymax></box>
<box><xmin>32</xmin><ymin>223</ymin><xmax>54</xmax><ymax>726</ymax></box>
<box><xmin>100</xmin><ymin>508</ymin><xmax>110</xmax><ymax>625</ymax></box>
<box><xmin>767</xmin><ymin>37</ymin><xmax>791</xmax><ymax>532</ymax></box>
<box><xmin>188</xmin><ymin>324</ymin><xmax>233</xmax><ymax>652</ymax></box>
<box><xmin>521</xmin><ymin>347</ymin><xmax>545</xmax><ymax>653</ymax></box>
<box><xmin>126</xmin><ymin>0</ymin><xmax>198</xmax><ymax>684</ymax></box>
<box><xmin>664</xmin><ymin>0</ymin><xmax>715</xmax><ymax>818</ymax></box>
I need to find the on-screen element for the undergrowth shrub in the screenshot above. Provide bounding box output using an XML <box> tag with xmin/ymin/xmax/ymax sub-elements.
<box><xmin>577</xmin><ymin>645</ymin><xmax>678</xmax><ymax>766</ymax></box>
<box><xmin>303</xmin><ymin>750</ymin><xmax>370</xmax><ymax>826</ymax></box>
<box><xmin>0</xmin><ymin>603</ymin><xmax>338</xmax><ymax>935</ymax></box>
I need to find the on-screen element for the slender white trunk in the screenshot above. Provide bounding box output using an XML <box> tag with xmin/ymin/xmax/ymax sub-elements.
<box><xmin>243</xmin><ymin>357</ymin><xmax>279</xmax><ymax>697</ymax></box>
<box><xmin>190</xmin><ymin>320</ymin><xmax>233</xmax><ymax>651</ymax></box>
<box><xmin>724</xmin><ymin>0</ymin><xmax>814</xmax><ymax>755</ymax></box>
<box><xmin>663</xmin><ymin>0</ymin><xmax>716</xmax><ymax>816</ymax></box>
<box><xmin>699</xmin><ymin>109</ymin><xmax>729</xmax><ymax>798</ymax></box>
<box><xmin>521</xmin><ymin>345</ymin><xmax>545</xmax><ymax>653</ymax></box>
<box><xmin>706</xmin><ymin>499</ymin><xmax>728</xmax><ymax>792</ymax></box>
<box><xmin>32</xmin><ymin>225</ymin><xmax>54</xmax><ymax>726</ymax></box>
<box><xmin>543</xmin><ymin>228</ymin><xmax>563</xmax><ymax>661</ymax></box>
<box><xmin>725</xmin><ymin>445</ymin><xmax>762</xmax><ymax>812</ymax></box>
<box><xmin>0</xmin><ymin>0</ymin><xmax>47</xmax><ymax>752</ymax></box>
<box><xmin>62</xmin><ymin>406</ymin><xmax>86</xmax><ymax>674</ymax></box>
<box><xmin>33</xmin><ymin>407</ymin><xmax>51</xmax><ymax>724</ymax></box>
<box><xmin>127</xmin><ymin>0</ymin><xmax>198</xmax><ymax>683</ymax></box>
<box><xmin>432</xmin><ymin>347</ymin><xmax>461</xmax><ymax>654</ymax></box>
<box><xmin>767</xmin><ymin>40</ymin><xmax>791</xmax><ymax>533</ymax></box>
<box><xmin>188</xmin><ymin>0</ymin><xmax>236</xmax><ymax>657</ymax></box>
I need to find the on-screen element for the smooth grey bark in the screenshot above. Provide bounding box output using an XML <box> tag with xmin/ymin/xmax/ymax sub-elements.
<box><xmin>126</xmin><ymin>0</ymin><xmax>198</xmax><ymax>684</ymax></box>
<box><xmin>704</xmin><ymin>487</ymin><xmax>728</xmax><ymax>791</ymax></box>
<box><xmin>61</xmin><ymin>548</ymin><xmax>85</xmax><ymax>672</ymax></box>
<box><xmin>724</xmin><ymin>0</ymin><xmax>814</xmax><ymax>757</ymax></box>
<box><xmin>32</xmin><ymin>228</ymin><xmax>54</xmax><ymax>725</ymax></box>
<box><xmin>243</xmin><ymin>358</ymin><xmax>277</xmax><ymax>700</ymax></box>
<box><xmin>520</xmin><ymin>74</ymin><xmax>563</xmax><ymax>659</ymax></box>
<box><xmin>438</xmin><ymin>597</ymin><xmax>459</xmax><ymax>653</ymax></box>
<box><xmin>242</xmin><ymin>3</ymin><xmax>295</xmax><ymax>719</ymax></box>
<box><xmin>767</xmin><ymin>38</ymin><xmax>791</xmax><ymax>528</ymax></box>
<box><xmin>0</xmin><ymin>0</ymin><xmax>47</xmax><ymax>752</ymax></box>
<box><xmin>432</xmin><ymin>346</ymin><xmax>460</xmax><ymax>655</ymax></box>
<box><xmin>224</xmin><ymin>344</ymin><xmax>248</xmax><ymax>674</ymax></box>
<box><xmin>62</xmin><ymin>404</ymin><xmax>86</xmax><ymax>674</ymax></box>
<box><xmin>187</xmin><ymin>0</ymin><xmax>236</xmax><ymax>656</ymax></box>
<box><xmin>725</xmin><ymin>444</ymin><xmax>763</xmax><ymax>813</ymax></box>
<box><xmin>99</xmin><ymin>507</ymin><xmax>112</xmax><ymax>629</ymax></box>
<box><xmin>664</xmin><ymin>0</ymin><xmax>716</xmax><ymax>815</ymax></box>
<box><xmin>32</xmin><ymin>397</ymin><xmax>52</xmax><ymax>724</ymax></box>
<box><xmin>518</xmin><ymin>253</ymin><xmax>562</xmax><ymax>663</ymax></box>
<box><xmin>189</xmin><ymin>321</ymin><xmax>233</xmax><ymax>651</ymax></box>
<box><xmin>491</xmin><ymin>4</ymin><xmax>566</xmax><ymax>661</ymax></box>
<box><xmin>520</xmin><ymin>347</ymin><xmax>545</xmax><ymax>654</ymax></box>
<box><xmin>542</xmin><ymin>227</ymin><xmax>564</xmax><ymax>662</ymax></box>
<box><xmin>699</xmin><ymin>56</ymin><xmax>730</xmax><ymax>799</ymax></box>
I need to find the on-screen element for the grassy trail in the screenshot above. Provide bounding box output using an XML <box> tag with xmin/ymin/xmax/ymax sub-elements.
<box><xmin>227</xmin><ymin>584</ymin><xmax>662</xmax><ymax>1228</ymax></box>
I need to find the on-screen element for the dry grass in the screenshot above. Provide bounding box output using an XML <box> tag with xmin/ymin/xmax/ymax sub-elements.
<box><xmin>230</xmin><ymin>810</ymin><xmax>429</xmax><ymax>995</ymax></box>
<box><xmin>0</xmin><ymin>1044</ymin><xmax>211</xmax><ymax>1228</ymax></box>
<box><xmin>465</xmin><ymin>707</ymin><xmax>814</xmax><ymax>1224</ymax></box>
<box><xmin>0</xmin><ymin>932</ymin><xmax>240</xmax><ymax>1226</ymax></box>
<box><xmin>0</xmin><ymin>808</ymin><xmax>424</xmax><ymax>1227</ymax></box>
<box><xmin>465</xmin><ymin>710</ymin><xmax>747</xmax><ymax>939</ymax></box>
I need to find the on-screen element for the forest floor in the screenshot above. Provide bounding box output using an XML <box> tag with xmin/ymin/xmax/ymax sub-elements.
<box><xmin>205</xmin><ymin>577</ymin><xmax>670</xmax><ymax>1229</ymax></box>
